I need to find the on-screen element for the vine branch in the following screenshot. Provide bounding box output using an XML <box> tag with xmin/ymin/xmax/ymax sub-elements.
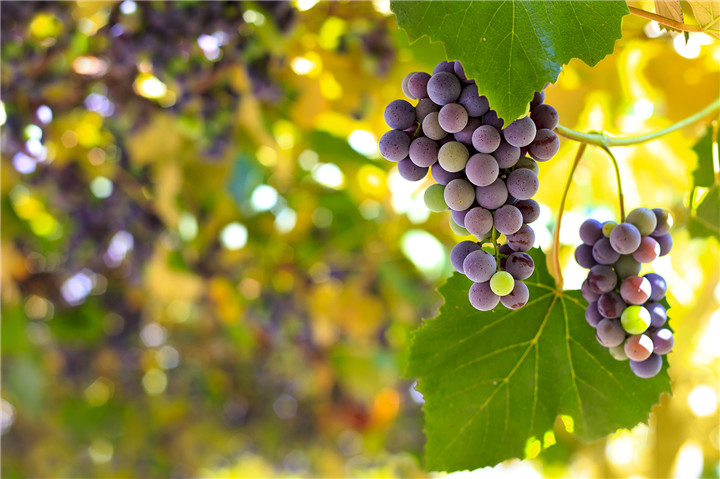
<box><xmin>628</xmin><ymin>6</ymin><xmax>705</xmax><ymax>33</ymax></box>
<box><xmin>552</xmin><ymin>143</ymin><xmax>587</xmax><ymax>290</ymax></box>
<box><xmin>555</xmin><ymin>97</ymin><xmax>720</xmax><ymax>147</ymax></box>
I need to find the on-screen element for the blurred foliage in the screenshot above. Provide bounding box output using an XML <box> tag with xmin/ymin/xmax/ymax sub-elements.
<box><xmin>0</xmin><ymin>1</ymin><xmax>719</xmax><ymax>478</ymax></box>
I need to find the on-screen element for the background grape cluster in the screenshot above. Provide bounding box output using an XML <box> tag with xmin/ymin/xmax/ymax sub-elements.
<box><xmin>576</xmin><ymin>208</ymin><xmax>674</xmax><ymax>378</ymax></box>
<box><xmin>379</xmin><ymin>61</ymin><xmax>561</xmax><ymax>312</ymax></box>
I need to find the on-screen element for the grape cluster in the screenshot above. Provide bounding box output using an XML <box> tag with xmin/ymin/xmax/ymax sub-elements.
<box><xmin>575</xmin><ymin>207</ymin><xmax>674</xmax><ymax>378</ymax></box>
<box><xmin>379</xmin><ymin>60</ymin><xmax>561</xmax><ymax>311</ymax></box>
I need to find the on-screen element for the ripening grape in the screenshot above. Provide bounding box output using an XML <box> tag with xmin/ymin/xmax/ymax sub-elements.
<box><xmin>530</xmin><ymin>90</ymin><xmax>545</xmax><ymax>110</ymax></box>
<box><xmin>422</xmin><ymin>111</ymin><xmax>448</xmax><ymax>140</ymax></box>
<box><xmin>444</xmin><ymin>179</ymin><xmax>476</xmax><ymax>211</ymax></box>
<box><xmin>458</xmin><ymin>84</ymin><xmax>489</xmax><ymax>117</ymax></box>
<box><xmin>513</xmin><ymin>156</ymin><xmax>539</xmax><ymax>176</ymax></box>
<box><xmin>468</xmin><ymin>281</ymin><xmax>500</xmax><ymax>311</ymax></box>
<box><xmin>629</xmin><ymin>353</ymin><xmax>662</xmax><ymax>378</ymax></box>
<box><xmin>652</xmin><ymin>208</ymin><xmax>672</xmax><ymax>235</ymax></box>
<box><xmin>624</xmin><ymin>334</ymin><xmax>654</xmax><ymax>362</ymax></box>
<box><xmin>464</xmin><ymin>207</ymin><xmax>494</xmax><ymax>237</ymax></box>
<box><xmin>644</xmin><ymin>272</ymin><xmax>667</xmax><ymax>301</ymax></box>
<box><xmin>515</xmin><ymin>199</ymin><xmax>540</xmax><ymax>223</ymax></box>
<box><xmin>586</xmin><ymin>302</ymin><xmax>603</xmax><ymax>327</ymax></box>
<box><xmin>384</xmin><ymin>99</ymin><xmax>416</xmax><ymax>130</ymax></box>
<box><xmin>472</xmin><ymin>125</ymin><xmax>501</xmax><ymax>153</ymax></box>
<box><xmin>431</xmin><ymin>162</ymin><xmax>464</xmax><ymax>185</ymax></box>
<box><xmin>493</xmin><ymin>205</ymin><xmax>523</xmax><ymax>235</ymax></box>
<box><xmin>653</xmin><ymin>233</ymin><xmax>673</xmax><ymax>256</ymax></box>
<box><xmin>575</xmin><ymin>244</ymin><xmax>596</xmax><ymax>269</ymax></box>
<box><xmin>453</xmin><ymin>61</ymin><xmax>472</xmax><ymax>83</ymax></box>
<box><xmin>408</xmin><ymin>72</ymin><xmax>431</xmax><ymax>99</ymax></box>
<box><xmin>463</xmin><ymin>249</ymin><xmax>497</xmax><ymax>283</ymax></box>
<box><xmin>609</xmin><ymin>223</ymin><xmax>642</xmax><ymax>254</ymax></box>
<box><xmin>490</xmin><ymin>271</ymin><xmax>515</xmax><ymax>296</ymax></box>
<box><xmin>438</xmin><ymin>141</ymin><xmax>469</xmax><ymax>172</ymax></box>
<box><xmin>432</xmin><ymin>61</ymin><xmax>455</xmax><ymax>74</ymax></box>
<box><xmin>609</xmin><ymin>344</ymin><xmax>629</xmax><ymax>361</ymax></box>
<box><xmin>505</xmin><ymin>252</ymin><xmax>534</xmax><ymax>280</ymax></box>
<box><xmin>596</xmin><ymin>318</ymin><xmax>626</xmax><ymax>347</ymax></box>
<box><xmin>415</xmin><ymin>98</ymin><xmax>441</xmax><ymax>122</ymax></box>
<box><xmin>649</xmin><ymin>328</ymin><xmax>674</xmax><ymax>355</ymax></box>
<box><xmin>614</xmin><ymin>254</ymin><xmax>641</xmax><ymax>279</ymax></box>
<box><xmin>465</xmin><ymin>153</ymin><xmax>499</xmax><ymax>187</ymax></box>
<box><xmin>597</xmin><ymin>291</ymin><xmax>625</xmax><ymax>319</ymax></box>
<box><xmin>397</xmin><ymin>158</ymin><xmax>428</xmax><ymax>181</ymax></box>
<box><xmin>493</xmin><ymin>140</ymin><xmax>521</xmax><ymax>168</ymax></box>
<box><xmin>646</xmin><ymin>301</ymin><xmax>667</xmax><ymax>328</ymax></box>
<box><xmin>475</xmin><ymin>178</ymin><xmax>508</xmax><ymax>210</ymax></box>
<box><xmin>450</xmin><ymin>240</ymin><xmax>481</xmax><ymax>273</ymax></box>
<box><xmin>438</xmin><ymin>103</ymin><xmax>469</xmax><ymax>133</ymax></box>
<box><xmin>592</xmin><ymin>238</ymin><xmax>620</xmax><ymax>265</ymax></box>
<box><xmin>530</xmin><ymin>104</ymin><xmax>559</xmax><ymax>130</ymax></box>
<box><xmin>424</xmin><ymin>184</ymin><xmax>447</xmax><ymax>212</ymax></box>
<box><xmin>587</xmin><ymin>265</ymin><xmax>617</xmax><ymax>294</ymax></box>
<box><xmin>379</xmin><ymin>130</ymin><xmax>410</xmax><ymax>161</ymax></box>
<box><xmin>408</xmin><ymin>137</ymin><xmax>439</xmax><ymax>167</ymax></box>
<box><xmin>620</xmin><ymin>305</ymin><xmax>651</xmax><ymax>335</ymax></box>
<box><xmin>482</xmin><ymin>110</ymin><xmax>504</xmax><ymax>130</ymax></box>
<box><xmin>506</xmin><ymin>168</ymin><xmax>539</xmax><ymax>200</ymax></box>
<box><xmin>602</xmin><ymin>221</ymin><xmax>617</xmax><ymax>237</ymax></box>
<box><xmin>500</xmin><ymin>281</ymin><xmax>529</xmax><ymax>309</ymax></box>
<box><xmin>619</xmin><ymin>275</ymin><xmax>652</xmax><ymax>305</ymax></box>
<box><xmin>401</xmin><ymin>72</ymin><xmax>417</xmax><ymax>100</ymax></box>
<box><xmin>579</xmin><ymin>219</ymin><xmax>604</xmax><ymax>246</ymax></box>
<box><xmin>528</xmin><ymin>129</ymin><xmax>560</xmax><ymax>161</ymax></box>
<box><xmin>581</xmin><ymin>279</ymin><xmax>599</xmax><ymax>303</ymax></box>
<box><xmin>506</xmin><ymin>224</ymin><xmax>535</xmax><ymax>252</ymax></box>
<box><xmin>453</xmin><ymin>117</ymin><xmax>482</xmax><ymax>146</ymax></box>
<box><xmin>451</xmin><ymin>208</ymin><xmax>470</xmax><ymax>228</ymax></box>
<box><xmin>427</xmin><ymin>71</ymin><xmax>461</xmax><ymax>105</ymax></box>
<box><xmin>449</xmin><ymin>216</ymin><xmax>470</xmax><ymax>236</ymax></box>
<box><xmin>503</xmin><ymin>116</ymin><xmax>536</xmax><ymax>148</ymax></box>
<box><xmin>626</xmin><ymin>207</ymin><xmax>657</xmax><ymax>236</ymax></box>
<box><xmin>632</xmin><ymin>236</ymin><xmax>660</xmax><ymax>263</ymax></box>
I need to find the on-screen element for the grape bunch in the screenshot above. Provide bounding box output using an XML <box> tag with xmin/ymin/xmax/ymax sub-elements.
<box><xmin>575</xmin><ymin>207</ymin><xmax>674</xmax><ymax>378</ymax></box>
<box><xmin>379</xmin><ymin>60</ymin><xmax>561</xmax><ymax>312</ymax></box>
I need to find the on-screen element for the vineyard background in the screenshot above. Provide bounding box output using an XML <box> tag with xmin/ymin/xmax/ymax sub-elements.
<box><xmin>1</xmin><ymin>1</ymin><xmax>719</xmax><ymax>478</ymax></box>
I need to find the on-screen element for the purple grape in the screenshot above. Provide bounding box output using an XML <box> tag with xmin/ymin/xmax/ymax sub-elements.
<box><xmin>492</xmin><ymin>140</ymin><xmax>521</xmax><ymax>168</ymax></box>
<box><xmin>503</xmin><ymin>116</ymin><xmax>536</xmax><ymax>148</ymax></box>
<box><xmin>597</xmin><ymin>292</ymin><xmax>626</xmax><ymax>319</ymax></box>
<box><xmin>379</xmin><ymin>130</ymin><xmax>410</xmax><ymax>161</ymax></box>
<box><xmin>592</xmin><ymin>238</ymin><xmax>620</xmax><ymax>265</ymax></box>
<box><xmin>609</xmin><ymin>223</ymin><xmax>642</xmax><ymax>254</ymax></box>
<box><xmin>644</xmin><ymin>273</ymin><xmax>667</xmax><ymax>301</ymax></box>
<box><xmin>629</xmin><ymin>353</ymin><xmax>662</xmax><ymax>378</ymax></box>
<box><xmin>415</xmin><ymin>98</ymin><xmax>442</xmax><ymax>122</ymax></box>
<box><xmin>493</xmin><ymin>205</ymin><xmax>523</xmax><ymax>235</ymax></box>
<box><xmin>430</xmin><ymin>162</ymin><xmax>464</xmax><ymax>185</ymax></box>
<box><xmin>450</xmin><ymin>240</ymin><xmax>481</xmax><ymax>273</ymax></box>
<box><xmin>587</xmin><ymin>265</ymin><xmax>617</xmax><ymax>294</ymax></box>
<box><xmin>646</xmin><ymin>301</ymin><xmax>667</xmax><ymax>328</ymax></box>
<box><xmin>453</xmin><ymin>61</ymin><xmax>473</xmax><ymax>83</ymax></box>
<box><xmin>451</xmin><ymin>207</ymin><xmax>471</xmax><ymax>228</ymax></box>
<box><xmin>427</xmin><ymin>72</ymin><xmax>461</xmax><ymax>106</ymax></box>
<box><xmin>632</xmin><ymin>236</ymin><xmax>660</xmax><ymax>263</ymax></box>
<box><xmin>463</xmin><ymin>249</ymin><xmax>497</xmax><ymax>283</ymax></box>
<box><xmin>384</xmin><ymin>99</ymin><xmax>416</xmax><ymax>130</ymax></box>
<box><xmin>464</xmin><ymin>207</ymin><xmax>493</xmax><ymax>238</ymax></box>
<box><xmin>453</xmin><ymin>117</ymin><xmax>482</xmax><ymax>146</ymax></box>
<box><xmin>408</xmin><ymin>72</ymin><xmax>431</xmax><ymax>99</ymax></box>
<box><xmin>530</xmin><ymin>104</ymin><xmax>559</xmax><ymax>130</ymax></box>
<box><xmin>506</xmin><ymin>168</ymin><xmax>539</xmax><ymax>200</ymax></box>
<box><xmin>472</xmin><ymin>125</ymin><xmax>501</xmax><ymax>154</ymax></box>
<box><xmin>528</xmin><ymin>129</ymin><xmax>560</xmax><ymax>162</ymax></box>
<box><xmin>649</xmin><ymin>328</ymin><xmax>674</xmax><ymax>355</ymax></box>
<box><xmin>444</xmin><ymin>178</ymin><xmax>476</xmax><ymax>211</ymax></box>
<box><xmin>515</xmin><ymin>199</ymin><xmax>540</xmax><ymax>224</ymax></box>
<box><xmin>579</xmin><ymin>219</ymin><xmax>603</xmax><ymax>245</ymax></box>
<box><xmin>397</xmin><ymin>158</ymin><xmax>428</xmax><ymax>181</ymax></box>
<box><xmin>514</xmin><ymin>156</ymin><xmax>539</xmax><ymax>176</ymax></box>
<box><xmin>530</xmin><ymin>90</ymin><xmax>545</xmax><ymax>110</ymax></box>
<box><xmin>653</xmin><ymin>233</ymin><xmax>673</xmax><ymax>256</ymax></box>
<box><xmin>475</xmin><ymin>178</ymin><xmax>508</xmax><ymax>210</ymax></box>
<box><xmin>482</xmin><ymin>110</ymin><xmax>504</xmax><ymax>130</ymax></box>
<box><xmin>575</xmin><ymin>244</ymin><xmax>596</xmax><ymax>269</ymax></box>
<box><xmin>468</xmin><ymin>281</ymin><xmax>500</xmax><ymax>311</ymax></box>
<box><xmin>614</xmin><ymin>254</ymin><xmax>642</xmax><ymax>279</ymax></box>
<box><xmin>408</xmin><ymin>137</ymin><xmax>439</xmax><ymax>167</ymax></box>
<box><xmin>652</xmin><ymin>208</ymin><xmax>671</xmax><ymax>235</ymax></box>
<box><xmin>619</xmin><ymin>275</ymin><xmax>652</xmax><ymax>305</ymax></box>
<box><xmin>586</xmin><ymin>302</ymin><xmax>603</xmax><ymax>327</ymax></box>
<box><xmin>596</xmin><ymin>318</ymin><xmax>626</xmax><ymax>347</ymax></box>
<box><xmin>422</xmin><ymin>111</ymin><xmax>448</xmax><ymax>140</ymax></box>
<box><xmin>438</xmin><ymin>103</ymin><xmax>469</xmax><ymax>133</ymax></box>
<box><xmin>458</xmin><ymin>84</ymin><xmax>489</xmax><ymax>117</ymax></box>
<box><xmin>505</xmin><ymin>252</ymin><xmax>534</xmax><ymax>280</ymax></box>
<box><xmin>506</xmin><ymin>224</ymin><xmax>535</xmax><ymax>252</ymax></box>
<box><xmin>500</xmin><ymin>280</ymin><xmax>529</xmax><ymax>309</ymax></box>
<box><xmin>581</xmin><ymin>279</ymin><xmax>600</xmax><ymax>303</ymax></box>
<box><xmin>465</xmin><ymin>153</ymin><xmax>499</xmax><ymax>187</ymax></box>
<box><xmin>433</xmin><ymin>61</ymin><xmax>455</xmax><ymax>74</ymax></box>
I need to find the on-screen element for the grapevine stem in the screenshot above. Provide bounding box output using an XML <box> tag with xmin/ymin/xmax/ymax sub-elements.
<box><xmin>552</xmin><ymin>143</ymin><xmax>587</xmax><ymax>290</ymax></box>
<box><xmin>598</xmin><ymin>146</ymin><xmax>626</xmax><ymax>222</ymax></box>
<box><xmin>555</xmin><ymin>97</ymin><xmax>720</xmax><ymax>147</ymax></box>
<box><xmin>628</xmin><ymin>6</ymin><xmax>706</xmax><ymax>33</ymax></box>
<box><xmin>490</xmin><ymin>226</ymin><xmax>499</xmax><ymax>266</ymax></box>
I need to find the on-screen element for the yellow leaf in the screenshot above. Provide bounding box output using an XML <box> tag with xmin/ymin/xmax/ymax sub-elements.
<box><xmin>689</xmin><ymin>0</ymin><xmax>720</xmax><ymax>38</ymax></box>
<box><xmin>654</xmin><ymin>0</ymin><xmax>684</xmax><ymax>32</ymax></box>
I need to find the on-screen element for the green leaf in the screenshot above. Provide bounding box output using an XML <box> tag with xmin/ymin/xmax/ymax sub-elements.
<box><xmin>406</xmin><ymin>248</ymin><xmax>670</xmax><ymax>472</ymax></box>
<box><xmin>689</xmin><ymin>185</ymin><xmax>720</xmax><ymax>241</ymax></box>
<box><xmin>390</xmin><ymin>1</ymin><xmax>628</xmax><ymax>121</ymax></box>
<box><xmin>691</xmin><ymin>126</ymin><xmax>718</xmax><ymax>189</ymax></box>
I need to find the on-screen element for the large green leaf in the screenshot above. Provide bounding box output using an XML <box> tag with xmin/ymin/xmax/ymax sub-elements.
<box><xmin>406</xmin><ymin>248</ymin><xmax>670</xmax><ymax>472</ymax></box>
<box><xmin>391</xmin><ymin>1</ymin><xmax>628</xmax><ymax>121</ymax></box>
<box><xmin>689</xmin><ymin>185</ymin><xmax>720</xmax><ymax>241</ymax></box>
<box><xmin>691</xmin><ymin>126</ymin><xmax>718</xmax><ymax>189</ymax></box>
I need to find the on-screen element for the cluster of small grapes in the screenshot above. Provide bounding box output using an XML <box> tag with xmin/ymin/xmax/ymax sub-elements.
<box><xmin>576</xmin><ymin>207</ymin><xmax>674</xmax><ymax>378</ymax></box>
<box><xmin>379</xmin><ymin>60</ymin><xmax>562</xmax><ymax>312</ymax></box>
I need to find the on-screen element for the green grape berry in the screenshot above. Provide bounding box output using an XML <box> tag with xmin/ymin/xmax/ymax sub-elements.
<box><xmin>424</xmin><ymin>184</ymin><xmax>447</xmax><ymax>212</ymax></box>
<box><xmin>609</xmin><ymin>344</ymin><xmax>628</xmax><ymax>361</ymax></box>
<box><xmin>620</xmin><ymin>305</ymin><xmax>651</xmax><ymax>335</ymax></box>
<box><xmin>602</xmin><ymin>221</ymin><xmax>617</xmax><ymax>237</ymax></box>
<box><xmin>449</xmin><ymin>216</ymin><xmax>470</xmax><ymax>236</ymax></box>
<box><xmin>490</xmin><ymin>271</ymin><xmax>514</xmax><ymax>296</ymax></box>
<box><xmin>626</xmin><ymin>207</ymin><xmax>657</xmax><ymax>236</ymax></box>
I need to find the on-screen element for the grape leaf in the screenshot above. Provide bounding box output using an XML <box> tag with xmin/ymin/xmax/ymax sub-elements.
<box><xmin>390</xmin><ymin>1</ymin><xmax>628</xmax><ymax>122</ymax></box>
<box><xmin>689</xmin><ymin>185</ymin><xmax>720</xmax><ymax>241</ymax></box>
<box><xmin>654</xmin><ymin>0</ymin><xmax>684</xmax><ymax>33</ymax></box>
<box><xmin>406</xmin><ymin>248</ymin><xmax>670</xmax><ymax>472</ymax></box>
<box><xmin>689</xmin><ymin>0</ymin><xmax>720</xmax><ymax>39</ymax></box>
<box><xmin>691</xmin><ymin>126</ymin><xmax>718</xmax><ymax>189</ymax></box>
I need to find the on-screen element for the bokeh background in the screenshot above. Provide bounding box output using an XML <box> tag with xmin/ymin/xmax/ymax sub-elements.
<box><xmin>1</xmin><ymin>1</ymin><xmax>718</xmax><ymax>478</ymax></box>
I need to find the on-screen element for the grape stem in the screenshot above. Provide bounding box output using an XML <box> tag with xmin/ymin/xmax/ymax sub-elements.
<box><xmin>628</xmin><ymin>6</ymin><xmax>707</xmax><ymax>34</ymax></box>
<box><xmin>552</xmin><ymin>143</ymin><xmax>587</xmax><ymax>290</ymax></box>
<box><xmin>598</xmin><ymin>145</ymin><xmax>626</xmax><ymax>222</ymax></box>
<box><xmin>490</xmin><ymin>226</ymin><xmax>499</xmax><ymax>267</ymax></box>
<box><xmin>554</xmin><ymin>97</ymin><xmax>720</xmax><ymax>147</ymax></box>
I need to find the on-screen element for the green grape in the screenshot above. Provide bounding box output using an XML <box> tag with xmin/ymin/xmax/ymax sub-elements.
<box><xmin>609</xmin><ymin>344</ymin><xmax>628</xmax><ymax>361</ymax></box>
<box><xmin>626</xmin><ymin>207</ymin><xmax>657</xmax><ymax>236</ymax></box>
<box><xmin>424</xmin><ymin>184</ymin><xmax>447</xmax><ymax>212</ymax></box>
<box><xmin>620</xmin><ymin>305</ymin><xmax>651</xmax><ymax>335</ymax></box>
<box><xmin>490</xmin><ymin>271</ymin><xmax>514</xmax><ymax>296</ymax></box>
<box><xmin>438</xmin><ymin>141</ymin><xmax>469</xmax><ymax>172</ymax></box>
<box><xmin>602</xmin><ymin>221</ymin><xmax>617</xmax><ymax>237</ymax></box>
<box><xmin>449</xmin><ymin>216</ymin><xmax>470</xmax><ymax>236</ymax></box>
